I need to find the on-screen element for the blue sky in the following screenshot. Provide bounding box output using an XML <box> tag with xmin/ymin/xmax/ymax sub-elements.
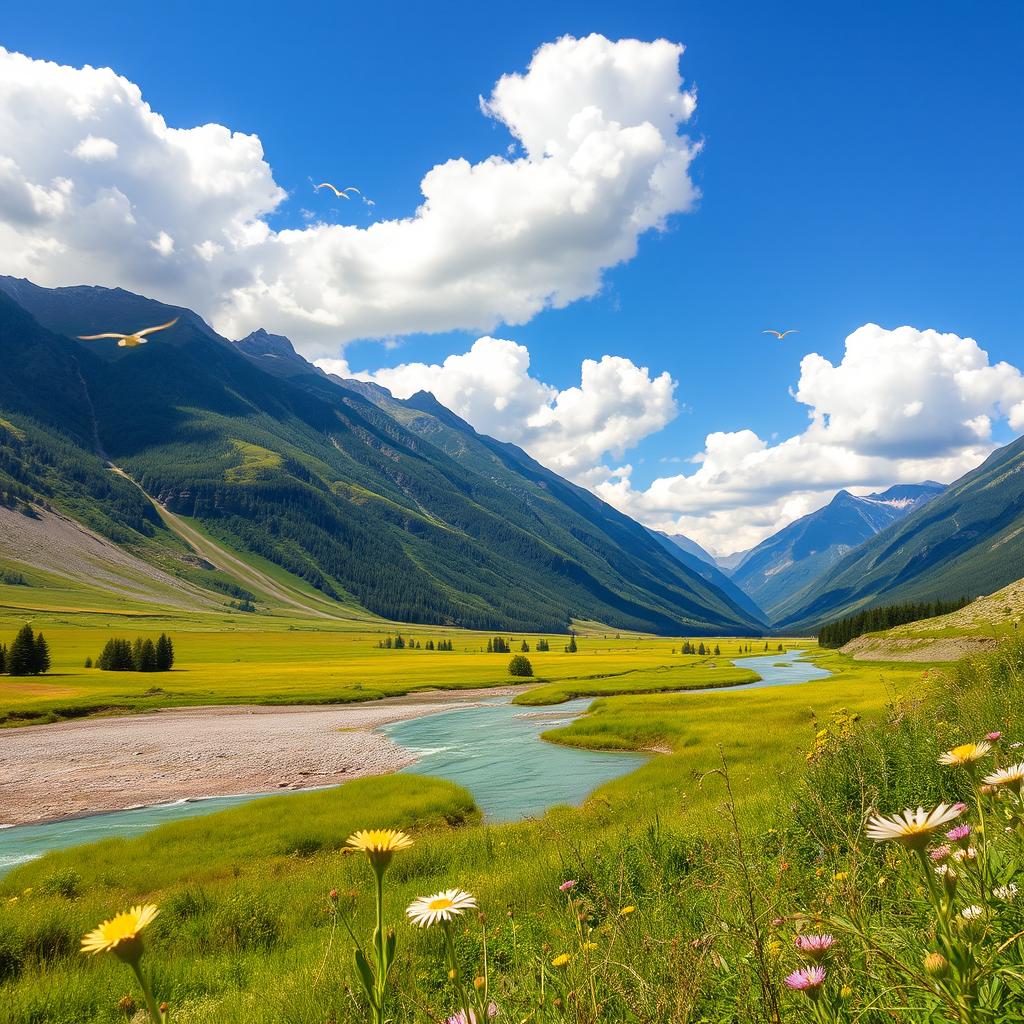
<box><xmin>2</xmin><ymin>1</ymin><xmax>1022</xmax><ymax>551</ymax></box>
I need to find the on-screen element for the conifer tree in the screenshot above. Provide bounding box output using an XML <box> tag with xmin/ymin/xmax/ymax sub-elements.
<box><xmin>566</xmin><ymin>633</ymin><xmax>578</xmax><ymax>653</ymax></box>
<box><xmin>521</xmin><ymin>640</ymin><xmax>530</xmax><ymax>652</ymax></box>
<box><xmin>7</xmin><ymin>624</ymin><xmax>36</xmax><ymax>676</ymax></box>
<box><xmin>33</xmin><ymin>633</ymin><xmax>50</xmax><ymax>674</ymax></box>
<box><xmin>0</xmin><ymin>643</ymin><xmax>6</xmax><ymax>674</ymax></box>
<box><xmin>155</xmin><ymin>634</ymin><xmax>174</xmax><ymax>671</ymax></box>
<box><xmin>138</xmin><ymin>639</ymin><xmax>158</xmax><ymax>672</ymax></box>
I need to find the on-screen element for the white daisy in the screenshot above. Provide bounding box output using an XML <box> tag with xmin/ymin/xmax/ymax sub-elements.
<box><xmin>994</xmin><ymin>883</ymin><xmax>1019</xmax><ymax>902</ymax></box>
<box><xmin>866</xmin><ymin>804</ymin><xmax>965</xmax><ymax>849</ymax></box>
<box><xmin>406</xmin><ymin>889</ymin><xmax>477</xmax><ymax>928</ymax></box>
<box><xmin>983</xmin><ymin>762</ymin><xmax>1024</xmax><ymax>793</ymax></box>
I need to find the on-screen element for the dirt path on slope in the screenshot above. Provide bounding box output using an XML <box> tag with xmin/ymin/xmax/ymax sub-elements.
<box><xmin>108</xmin><ymin>466</ymin><xmax>351</xmax><ymax>620</ymax></box>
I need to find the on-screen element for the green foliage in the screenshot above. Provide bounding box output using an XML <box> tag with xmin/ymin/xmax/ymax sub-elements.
<box><xmin>97</xmin><ymin>634</ymin><xmax>174</xmax><ymax>672</ymax></box>
<box><xmin>5</xmin><ymin>624</ymin><xmax>48</xmax><ymax>675</ymax></box>
<box><xmin>507</xmin><ymin>654</ymin><xmax>533</xmax><ymax>677</ymax></box>
<box><xmin>818</xmin><ymin>596</ymin><xmax>972</xmax><ymax>648</ymax></box>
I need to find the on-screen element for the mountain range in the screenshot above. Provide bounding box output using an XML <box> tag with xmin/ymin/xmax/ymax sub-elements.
<box><xmin>0</xmin><ymin>277</ymin><xmax>763</xmax><ymax>636</ymax></box>
<box><xmin>725</xmin><ymin>483</ymin><xmax>945</xmax><ymax>618</ymax></box>
<box><xmin>4</xmin><ymin>275</ymin><xmax>1024</xmax><ymax>637</ymax></box>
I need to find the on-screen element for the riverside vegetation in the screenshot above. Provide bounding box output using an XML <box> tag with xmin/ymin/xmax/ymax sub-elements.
<box><xmin>5</xmin><ymin>626</ymin><xmax>1024</xmax><ymax>1021</ymax></box>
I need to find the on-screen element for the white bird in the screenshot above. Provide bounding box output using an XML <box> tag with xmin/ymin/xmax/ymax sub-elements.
<box><xmin>77</xmin><ymin>317</ymin><xmax>179</xmax><ymax>348</ymax></box>
<box><xmin>762</xmin><ymin>329</ymin><xmax>799</xmax><ymax>340</ymax></box>
<box><xmin>315</xmin><ymin>182</ymin><xmax>361</xmax><ymax>199</ymax></box>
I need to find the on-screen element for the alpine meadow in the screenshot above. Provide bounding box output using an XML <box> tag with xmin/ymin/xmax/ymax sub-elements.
<box><xmin>1</xmin><ymin>6</ymin><xmax>1024</xmax><ymax>1024</ymax></box>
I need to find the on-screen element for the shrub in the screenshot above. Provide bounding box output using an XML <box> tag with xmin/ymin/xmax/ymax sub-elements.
<box><xmin>508</xmin><ymin>654</ymin><xmax>533</xmax><ymax>677</ymax></box>
<box><xmin>39</xmin><ymin>868</ymin><xmax>81</xmax><ymax>899</ymax></box>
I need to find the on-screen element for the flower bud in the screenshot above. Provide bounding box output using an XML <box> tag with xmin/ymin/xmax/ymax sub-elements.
<box><xmin>924</xmin><ymin>952</ymin><xmax>950</xmax><ymax>979</ymax></box>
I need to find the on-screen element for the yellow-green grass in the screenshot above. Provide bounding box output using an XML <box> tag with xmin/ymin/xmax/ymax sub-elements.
<box><xmin>0</xmin><ymin>603</ymin><xmax>813</xmax><ymax>724</ymax></box>
<box><xmin>0</xmin><ymin>648</ymin><xmax>931</xmax><ymax>1022</ymax></box>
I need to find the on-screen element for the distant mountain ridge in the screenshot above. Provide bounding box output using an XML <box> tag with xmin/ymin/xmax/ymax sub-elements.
<box><xmin>729</xmin><ymin>482</ymin><xmax>945</xmax><ymax>619</ymax></box>
<box><xmin>776</xmin><ymin>436</ymin><xmax>1024</xmax><ymax>632</ymax></box>
<box><xmin>0</xmin><ymin>276</ymin><xmax>764</xmax><ymax>636</ymax></box>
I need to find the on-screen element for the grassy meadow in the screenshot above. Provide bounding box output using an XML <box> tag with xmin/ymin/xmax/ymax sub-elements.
<box><xmin>6</xmin><ymin>571</ymin><xmax>1007</xmax><ymax>1022</ymax></box>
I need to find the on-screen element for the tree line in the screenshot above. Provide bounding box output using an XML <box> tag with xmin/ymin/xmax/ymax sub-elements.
<box><xmin>0</xmin><ymin>624</ymin><xmax>50</xmax><ymax>675</ymax></box>
<box><xmin>817</xmin><ymin>597</ymin><xmax>972</xmax><ymax>648</ymax></box>
<box><xmin>377</xmin><ymin>635</ymin><xmax>454</xmax><ymax>650</ymax></box>
<box><xmin>91</xmin><ymin>634</ymin><xmax>175</xmax><ymax>672</ymax></box>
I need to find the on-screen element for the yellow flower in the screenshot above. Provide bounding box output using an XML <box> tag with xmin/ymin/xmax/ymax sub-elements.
<box><xmin>582</xmin><ymin>941</ymin><xmax>598</xmax><ymax>951</ymax></box>
<box><xmin>81</xmin><ymin>905</ymin><xmax>159</xmax><ymax>964</ymax></box>
<box><xmin>619</xmin><ymin>905</ymin><xmax>637</xmax><ymax>916</ymax></box>
<box><xmin>833</xmin><ymin>871</ymin><xmax>848</xmax><ymax>882</ymax></box>
<box><xmin>939</xmin><ymin>742</ymin><xmax>992</xmax><ymax>768</ymax></box>
<box><xmin>345</xmin><ymin>829</ymin><xmax>413</xmax><ymax>872</ymax></box>
<box><xmin>551</xmin><ymin>953</ymin><xmax>571</xmax><ymax>967</ymax></box>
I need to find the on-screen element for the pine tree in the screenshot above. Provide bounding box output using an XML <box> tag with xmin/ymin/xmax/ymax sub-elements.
<box><xmin>0</xmin><ymin>643</ymin><xmax>6</xmax><ymax>674</ymax></box>
<box><xmin>714</xmin><ymin>644</ymin><xmax>721</xmax><ymax>656</ymax></box>
<box><xmin>698</xmin><ymin>642</ymin><xmax>706</xmax><ymax>656</ymax></box>
<box><xmin>537</xmin><ymin>638</ymin><xmax>550</xmax><ymax>652</ymax></box>
<box><xmin>566</xmin><ymin>633</ymin><xmax>577</xmax><ymax>653</ymax></box>
<box><xmin>7</xmin><ymin>624</ymin><xmax>36</xmax><ymax>676</ymax></box>
<box><xmin>486</xmin><ymin>638</ymin><xmax>493</xmax><ymax>653</ymax></box>
<box><xmin>521</xmin><ymin>640</ymin><xmax>530</xmax><ymax>652</ymax></box>
<box><xmin>84</xmin><ymin>656</ymin><xmax>92</xmax><ymax>668</ymax></box>
<box><xmin>138</xmin><ymin>639</ymin><xmax>158</xmax><ymax>672</ymax></box>
<box><xmin>156</xmin><ymin>634</ymin><xmax>174</xmax><ymax>671</ymax></box>
<box><xmin>132</xmin><ymin>638</ymin><xmax>145</xmax><ymax>671</ymax></box>
<box><xmin>33</xmin><ymin>633</ymin><xmax>50</xmax><ymax>674</ymax></box>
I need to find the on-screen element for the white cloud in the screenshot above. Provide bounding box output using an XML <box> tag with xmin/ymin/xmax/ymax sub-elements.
<box><xmin>318</xmin><ymin>337</ymin><xmax>678</xmax><ymax>481</ymax></box>
<box><xmin>597</xmin><ymin>324</ymin><xmax>1024</xmax><ymax>553</ymax></box>
<box><xmin>0</xmin><ymin>36</ymin><xmax>699</xmax><ymax>354</ymax></box>
<box><xmin>72</xmin><ymin>135</ymin><xmax>117</xmax><ymax>161</ymax></box>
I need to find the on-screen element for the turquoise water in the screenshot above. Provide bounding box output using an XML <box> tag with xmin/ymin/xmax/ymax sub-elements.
<box><xmin>381</xmin><ymin>698</ymin><xmax>648</xmax><ymax>822</ymax></box>
<box><xmin>0</xmin><ymin>649</ymin><xmax>828</xmax><ymax>875</ymax></box>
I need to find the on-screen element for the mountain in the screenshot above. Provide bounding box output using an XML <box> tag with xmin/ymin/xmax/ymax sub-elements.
<box><xmin>656</xmin><ymin>532</ymin><xmax>719</xmax><ymax>567</ymax></box>
<box><xmin>729</xmin><ymin>483</ymin><xmax>945</xmax><ymax>620</ymax></box>
<box><xmin>776</xmin><ymin>439</ymin><xmax>1024</xmax><ymax>632</ymax></box>
<box><xmin>0</xmin><ymin>277</ymin><xmax>764</xmax><ymax>636</ymax></box>
<box><xmin>647</xmin><ymin>529</ymin><xmax>766</xmax><ymax>624</ymax></box>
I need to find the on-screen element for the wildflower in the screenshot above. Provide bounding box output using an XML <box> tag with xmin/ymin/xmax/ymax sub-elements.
<box><xmin>345</xmin><ymin>829</ymin><xmax>414</xmax><ymax>871</ymax></box>
<box><xmin>581</xmin><ymin>941</ymin><xmax>598</xmax><ymax>951</ymax></box>
<box><xmin>406</xmin><ymin>890</ymin><xmax>477</xmax><ymax>928</ymax></box>
<box><xmin>1011</xmin><ymin>741</ymin><xmax>1024</xmax><ymax>750</ymax></box>
<box><xmin>866</xmin><ymin>804</ymin><xmax>964</xmax><ymax>850</ymax></box>
<box><xmin>832</xmin><ymin>871</ymin><xmax>848</xmax><ymax>882</ymax></box>
<box><xmin>946</xmin><ymin>824</ymin><xmax>972</xmax><ymax>844</ymax></box>
<box><xmin>994</xmin><ymin>883</ymin><xmax>1019</xmax><ymax>901</ymax></box>
<box><xmin>794</xmin><ymin>934</ymin><xmax>836</xmax><ymax>961</ymax></box>
<box><xmin>939</xmin><ymin>742</ymin><xmax>992</xmax><ymax>768</ymax></box>
<box><xmin>445</xmin><ymin>1006</ymin><xmax>497</xmax><ymax>1024</ymax></box>
<box><xmin>840</xmin><ymin>985</ymin><xmax>853</xmax><ymax>999</ymax></box>
<box><xmin>930</xmin><ymin>845</ymin><xmax>952</xmax><ymax>862</ymax></box>
<box><xmin>559</xmin><ymin>880</ymin><xmax>577</xmax><ymax>892</ymax></box>
<box><xmin>986</xmin><ymin>731</ymin><xmax>1002</xmax><ymax>741</ymax></box>
<box><xmin>952</xmin><ymin>847</ymin><xmax>977</xmax><ymax>863</ymax></box>
<box><xmin>619</xmin><ymin>905</ymin><xmax>636</xmax><ymax>916</ymax></box>
<box><xmin>551</xmin><ymin>953</ymin><xmax>571</xmax><ymax>967</ymax></box>
<box><xmin>934</xmin><ymin>864</ymin><xmax>959</xmax><ymax>893</ymax></box>
<box><xmin>923</xmin><ymin>952</ymin><xmax>950</xmax><ymax>979</ymax></box>
<box><xmin>784</xmin><ymin>966</ymin><xmax>826</xmax><ymax>1000</ymax></box>
<box><xmin>960</xmin><ymin>905</ymin><xmax>984</xmax><ymax>921</ymax></box>
<box><xmin>329</xmin><ymin>888</ymin><xmax>338</xmax><ymax>903</ymax></box>
<box><xmin>81</xmin><ymin>905</ymin><xmax>159</xmax><ymax>964</ymax></box>
<box><xmin>952</xmin><ymin>802</ymin><xmax>969</xmax><ymax>813</ymax></box>
<box><xmin>117</xmin><ymin>995</ymin><xmax>137</xmax><ymax>1015</ymax></box>
<box><xmin>983</xmin><ymin>762</ymin><xmax>1024</xmax><ymax>794</ymax></box>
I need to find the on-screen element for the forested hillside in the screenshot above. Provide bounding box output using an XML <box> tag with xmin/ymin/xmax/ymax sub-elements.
<box><xmin>0</xmin><ymin>277</ymin><xmax>763</xmax><ymax>635</ymax></box>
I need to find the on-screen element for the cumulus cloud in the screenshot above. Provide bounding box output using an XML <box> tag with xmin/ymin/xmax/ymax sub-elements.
<box><xmin>0</xmin><ymin>36</ymin><xmax>699</xmax><ymax>354</ymax></box>
<box><xmin>597</xmin><ymin>324</ymin><xmax>1024</xmax><ymax>553</ymax></box>
<box><xmin>319</xmin><ymin>337</ymin><xmax>678</xmax><ymax>481</ymax></box>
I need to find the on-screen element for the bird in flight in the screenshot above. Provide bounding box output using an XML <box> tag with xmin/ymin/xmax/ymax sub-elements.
<box><xmin>77</xmin><ymin>317</ymin><xmax>179</xmax><ymax>348</ymax></box>
<box><xmin>762</xmin><ymin>329</ymin><xmax>799</xmax><ymax>340</ymax></box>
<box><xmin>316</xmin><ymin>183</ymin><xmax>361</xmax><ymax>199</ymax></box>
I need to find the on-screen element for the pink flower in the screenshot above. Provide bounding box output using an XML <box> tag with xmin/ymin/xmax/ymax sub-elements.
<box><xmin>986</xmin><ymin>732</ymin><xmax>1003</xmax><ymax>741</ymax></box>
<box><xmin>951</xmin><ymin>802</ymin><xmax>969</xmax><ymax>814</ymax></box>
<box><xmin>559</xmin><ymin>880</ymin><xmax>577</xmax><ymax>892</ymax></box>
<box><xmin>794</xmin><ymin>934</ymin><xmax>836</xmax><ymax>961</ymax></box>
<box><xmin>930</xmin><ymin>845</ymin><xmax>952</xmax><ymax>862</ymax></box>
<box><xmin>445</xmin><ymin>1005</ymin><xmax>497</xmax><ymax>1024</ymax></box>
<box><xmin>946</xmin><ymin>824</ymin><xmax>972</xmax><ymax>843</ymax></box>
<box><xmin>785</xmin><ymin>966</ymin><xmax>826</xmax><ymax>998</ymax></box>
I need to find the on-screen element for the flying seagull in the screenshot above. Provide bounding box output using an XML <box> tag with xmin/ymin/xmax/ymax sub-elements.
<box><xmin>77</xmin><ymin>317</ymin><xmax>179</xmax><ymax>348</ymax></box>
<box><xmin>315</xmin><ymin>183</ymin><xmax>361</xmax><ymax>198</ymax></box>
<box><xmin>762</xmin><ymin>329</ymin><xmax>799</xmax><ymax>340</ymax></box>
